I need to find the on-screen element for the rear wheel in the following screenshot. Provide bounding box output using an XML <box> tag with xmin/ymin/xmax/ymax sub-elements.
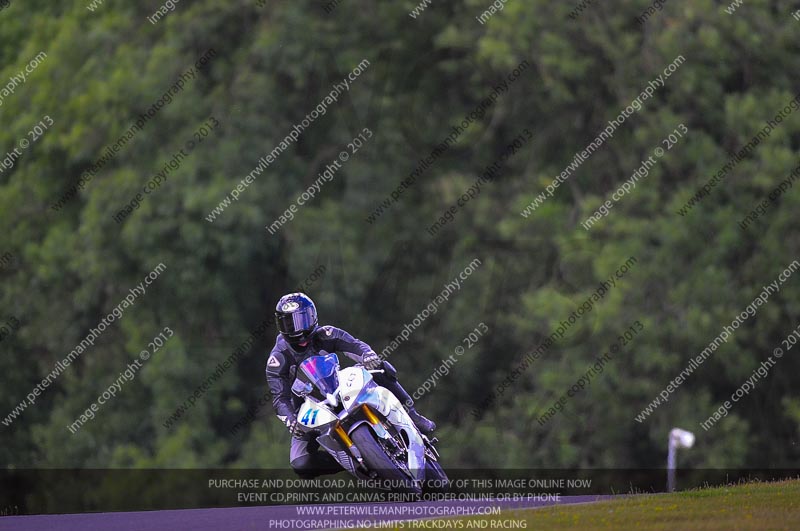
<box><xmin>423</xmin><ymin>459</ymin><xmax>450</xmax><ymax>493</ymax></box>
<box><xmin>349</xmin><ymin>424</ymin><xmax>419</xmax><ymax>492</ymax></box>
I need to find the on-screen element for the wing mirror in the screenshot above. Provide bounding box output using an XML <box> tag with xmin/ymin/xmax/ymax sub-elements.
<box><xmin>291</xmin><ymin>379</ymin><xmax>313</xmax><ymax>397</ymax></box>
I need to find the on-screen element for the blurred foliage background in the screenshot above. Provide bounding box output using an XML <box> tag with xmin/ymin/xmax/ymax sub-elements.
<box><xmin>1</xmin><ymin>0</ymin><xmax>799</xmax><ymax>471</ymax></box>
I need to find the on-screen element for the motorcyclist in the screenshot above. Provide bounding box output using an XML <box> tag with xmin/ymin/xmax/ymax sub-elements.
<box><xmin>265</xmin><ymin>292</ymin><xmax>436</xmax><ymax>479</ymax></box>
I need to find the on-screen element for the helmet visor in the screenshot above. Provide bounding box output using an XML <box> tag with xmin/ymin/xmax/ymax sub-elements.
<box><xmin>276</xmin><ymin>307</ymin><xmax>316</xmax><ymax>337</ymax></box>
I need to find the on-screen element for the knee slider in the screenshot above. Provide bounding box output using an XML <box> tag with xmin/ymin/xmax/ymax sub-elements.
<box><xmin>290</xmin><ymin>455</ymin><xmax>316</xmax><ymax>478</ymax></box>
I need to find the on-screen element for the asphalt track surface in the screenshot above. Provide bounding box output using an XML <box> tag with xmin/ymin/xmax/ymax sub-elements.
<box><xmin>0</xmin><ymin>495</ymin><xmax>612</xmax><ymax>530</ymax></box>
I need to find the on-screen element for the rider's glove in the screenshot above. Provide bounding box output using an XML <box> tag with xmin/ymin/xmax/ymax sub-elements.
<box><xmin>361</xmin><ymin>351</ymin><xmax>382</xmax><ymax>370</ymax></box>
<box><xmin>285</xmin><ymin>415</ymin><xmax>302</xmax><ymax>438</ymax></box>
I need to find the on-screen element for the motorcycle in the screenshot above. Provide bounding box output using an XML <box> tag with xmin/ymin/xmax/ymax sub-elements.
<box><xmin>291</xmin><ymin>351</ymin><xmax>448</xmax><ymax>492</ymax></box>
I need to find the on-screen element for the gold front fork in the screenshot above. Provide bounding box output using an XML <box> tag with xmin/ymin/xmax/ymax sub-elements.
<box><xmin>334</xmin><ymin>423</ymin><xmax>354</xmax><ymax>447</ymax></box>
<box><xmin>361</xmin><ymin>404</ymin><xmax>381</xmax><ymax>425</ymax></box>
<box><xmin>335</xmin><ymin>405</ymin><xmax>380</xmax><ymax>447</ymax></box>
<box><xmin>335</xmin><ymin>406</ymin><xmax>383</xmax><ymax>472</ymax></box>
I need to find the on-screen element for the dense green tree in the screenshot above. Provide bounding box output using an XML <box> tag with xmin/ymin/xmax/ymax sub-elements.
<box><xmin>1</xmin><ymin>0</ymin><xmax>798</xmax><ymax>476</ymax></box>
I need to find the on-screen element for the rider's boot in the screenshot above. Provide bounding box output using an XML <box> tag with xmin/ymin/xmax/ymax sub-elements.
<box><xmin>405</xmin><ymin>405</ymin><xmax>437</xmax><ymax>436</ymax></box>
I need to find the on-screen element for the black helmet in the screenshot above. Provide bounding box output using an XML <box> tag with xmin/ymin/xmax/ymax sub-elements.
<box><xmin>275</xmin><ymin>293</ymin><xmax>318</xmax><ymax>347</ymax></box>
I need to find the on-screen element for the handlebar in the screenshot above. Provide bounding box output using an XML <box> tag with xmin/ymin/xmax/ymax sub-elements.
<box><xmin>355</xmin><ymin>363</ymin><xmax>385</xmax><ymax>374</ymax></box>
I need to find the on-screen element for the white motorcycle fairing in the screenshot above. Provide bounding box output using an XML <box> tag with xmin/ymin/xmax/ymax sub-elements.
<box><xmin>296</xmin><ymin>399</ymin><xmax>338</xmax><ymax>430</ymax></box>
<box><xmin>338</xmin><ymin>366</ymin><xmax>426</xmax><ymax>479</ymax></box>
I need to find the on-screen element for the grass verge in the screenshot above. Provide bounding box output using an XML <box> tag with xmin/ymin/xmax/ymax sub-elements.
<box><xmin>344</xmin><ymin>479</ymin><xmax>800</xmax><ymax>530</ymax></box>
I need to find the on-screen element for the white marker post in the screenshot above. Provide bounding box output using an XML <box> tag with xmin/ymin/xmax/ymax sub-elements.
<box><xmin>667</xmin><ymin>428</ymin><xmax>695</xmax><ymax>492</ymax></box>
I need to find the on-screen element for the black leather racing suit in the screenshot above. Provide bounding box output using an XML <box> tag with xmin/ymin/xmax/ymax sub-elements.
<box><xmin>265</xmin><ymin>325</ymin><xmax>418</xmax><ymax>478</ymax></box>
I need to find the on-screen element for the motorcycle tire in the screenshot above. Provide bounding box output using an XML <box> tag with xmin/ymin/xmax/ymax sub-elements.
<box><xmin>423</xmin><ymin>459</ymin><xmax>450</xmax><ymax>493</ymax></box>
<box><xmin>349</xmin><ymin>424</ymin><xmax>420</xmax><ymax>493</ymax></box>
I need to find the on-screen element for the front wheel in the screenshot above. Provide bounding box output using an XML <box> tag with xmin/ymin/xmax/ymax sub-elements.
<box><xmin>349</xmin><ymin>424</ymin><xmax>419</xmax><ymax>492</ymax></box>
